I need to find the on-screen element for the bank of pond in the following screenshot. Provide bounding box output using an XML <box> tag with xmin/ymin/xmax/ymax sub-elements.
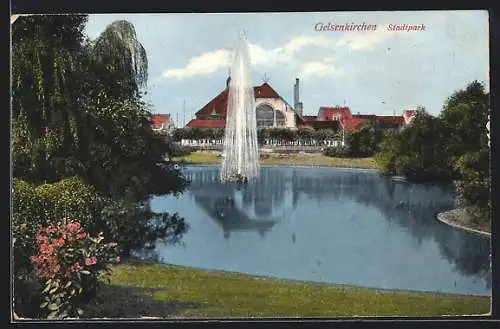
<box><xmin>81</xmin><ymin>260</ymin><xmax>490</xmax><ymax>318</ymax></box>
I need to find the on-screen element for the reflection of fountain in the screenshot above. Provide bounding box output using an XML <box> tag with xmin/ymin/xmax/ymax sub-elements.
<box><xmin>220</xmin><ymin>31</ymin><xmax>260</xmax><ymax>182</ymax></box>
<box><xmin>195</xmin><ymin>195</ymin><xmax>277</xmax><ymax>239</ymax></box>
<box><xmin>186</xmin><ymin>168</ymin><xmax>281</xmax><ymax>238</ymax></box>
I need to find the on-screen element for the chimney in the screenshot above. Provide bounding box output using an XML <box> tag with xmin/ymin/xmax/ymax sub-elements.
<box><xmin>294</xmin><ymin>78</ymin><xmax>302</xmax><ymax>115</ymax></box>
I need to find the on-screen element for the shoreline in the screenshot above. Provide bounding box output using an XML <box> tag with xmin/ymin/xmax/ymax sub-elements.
<box><xmin>77</xmin><ymin>260</ymin><xmax>490</xmax><ymax>318</ymax></box>
<box><xmin>179</xmin><ymin>162</ymin><xmax>380</xmax><ymax>172</ymax></box>
<box><xmin>437</xmin><ymin>209</ymin><xmax>491</xmax><ymax>237</ymax></box>
<box><xmin>126</xmin><ymin>258</ymin><xmax>490</xmax><ymax>298</ymax></box>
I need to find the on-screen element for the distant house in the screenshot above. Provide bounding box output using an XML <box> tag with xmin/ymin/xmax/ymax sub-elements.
<box><xmin>151</xmin><ymin>114</ymin><xmax>175</xmax><ymax>135</ymax></box>
<box><xmin>186</xmin><ymin>78</ymin><xmax>302</xmax><ymax>130</ymax></box>
<box><xmin>298</xmin><ymin>107</ymin><xmax>416</xmax><ymax>132</ymax></box>
<box><xmin>183</xmin><ymin>75</ymin><xmax>416</xmax><ymax>135</ymax></box>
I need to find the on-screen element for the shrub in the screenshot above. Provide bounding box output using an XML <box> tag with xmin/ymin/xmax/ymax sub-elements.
<box><xmin>13</xmin><ymin>177</ymin><xmax>188</xmax><ymax>317</ymax></box>
<box><xmin>12</xmin><ymin>178</ymin><xmax>103</xmax><ymax>278</ymax></box>
<box><xmin>170</xmin><ymin>144</ymin><xmax>195</xmax><ymax>157</ymax></box>
<box><xmin>323</xmin><ymin>146</ymin><xmax>350</xmax><ymax>158</ymax></box>
<box><xmin>31</xmin><ymin>221</ymin><xmax>120</xmax><ymax>319</ymax></box>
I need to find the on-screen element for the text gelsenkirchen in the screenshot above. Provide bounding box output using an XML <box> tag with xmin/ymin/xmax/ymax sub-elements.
<box><xmin>315</xmin><ymin>22</ymin><xmax>377</xmax><ymax>32</ymax></box>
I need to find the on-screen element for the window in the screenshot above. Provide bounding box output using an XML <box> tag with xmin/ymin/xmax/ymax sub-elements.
<box><xmin>275</xmin><ymin>110</ymin><xmax>286</xmax><ymax>127</ymax></box>
<box><xmin>256</xmin><ymin>104</ymin><xmax>287</xmax><ymax>128</ymax></box>
<box><xmin>256</xmin><ymin>104</ymin><xmax>275</xmax><ymax>128</ymax></box>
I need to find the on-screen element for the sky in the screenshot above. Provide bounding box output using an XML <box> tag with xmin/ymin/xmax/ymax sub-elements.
<box><xmin>84</xmin><ymin>11</ymin><xmax>489</xmax><ymax>127</ymax></box>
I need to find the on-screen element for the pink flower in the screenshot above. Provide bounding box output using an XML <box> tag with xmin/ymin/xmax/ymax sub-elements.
<box><xmin>66</xmin><ymin>222</ymin><xmax>81</xmax><ymax>233</ymax></box>
<box><xmin>70</xmin><ymin>262</ymin><xmax>82</xmax><ymax>273</ymax></box>
<box><xmin>85</xmin><ymin>257</ymin><xmax>97</xmax><ymax>266</ymax></box>
<box><xmin>77</xmin><ymin>232</ymin><xmax>87</xmax><ymax>239</ymax></box>
<box><xmin>40</xmin><ymin>243</ymin><xmax>54</xmax><ymax>254</ymax></box>
<box><xmin>36</xmin><ymin>234</ymin><xmax>49</xmax><ymax>244</ymax></box>
<box><xmin>52</xmin><ymin>238</ymin><xmax>65</xmax><ymax>247</ymax></box>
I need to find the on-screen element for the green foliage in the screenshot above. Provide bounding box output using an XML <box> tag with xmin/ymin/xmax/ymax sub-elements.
<box><xmin>12</xmin><ymin>178</ymin><xmax>101</xmax><ymax>278</ymax></box>
<box><xmin>174</xmin><ymin>127</ymin><xmax>343</xmax><ymax>146</ymax></box>
<box><xmin>323</xmin><ymin>146</ymin><xmax>350</xmax><ymax>158</ymax></box>
<box><xmin>12</xmin><ymin>15</ymin><xmax>89</xmax><ymax>182</ymax></box>
<box><xmin>454</xmin><ymin>150</ymin><xmax>490</xmax><ymax>214</ymax></box>
<box><xmin>12</xmin><ymin>15</ymin><xmax>186</xmax><ymax>201</ymax></box>
<box><xmin>345</xmin><ymin>120</ymin><xmax>384</xmax><ymax>157</ymax></box>
<box><xmin>374</xmin><ymin>107</ymin><xmax>454</xmax><ymax>181</ymax></box>
<box><xmin>440</xmin><ymin>80</ymin><xmax>489</xmax><ymax>162</ymax></box>
<box><xmin>13</xmin><ymin>178</ymin><xmax>188</xmax><ymax>318</ymax></box>
<box><xmin>13</xmin><ymin>178</ymin><xmax>188</xmax><ymax>271</ymax></box>
<box><xmin>31</xmin><ymin>222</ymin><xmax>120</xmax><ymax>319</ymax></box>
<box><xmin>12</xmin><ymin>15</ymin><xmax>190</xmax><ymax>319</ymax></box>
<box><xmin>374</xmin><ymin>131</ymin><xmax>402</xmax><ymax>175</ymax></box>
<box><xmin>324</xmin><ymin>120</ymin><xmax>383</xmax><ymax>158</ymax></box>
<box><xmin>90</xmin><ymin>20</ymin><xmax>148</xmax><ymax>99</ymax></box>
<box><xmin>100</xmin><ymin>199</ymin><xmax>189</xmax><ymax>256</ymax></box>
<box><xmin>374</xmin><ymin>81</ymin><xmax>490</xmax><ymax>221</ymax></box>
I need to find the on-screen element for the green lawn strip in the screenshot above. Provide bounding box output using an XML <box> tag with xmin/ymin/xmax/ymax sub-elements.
<box><xmin>92</xmin><ymin>260</ymin><xmax>489</xmax><ymax>318</ymax></box>
<box><xmin>173</xmin><ymin>152</ymin><xmax>378</xmax><ymax>169</ymax></box>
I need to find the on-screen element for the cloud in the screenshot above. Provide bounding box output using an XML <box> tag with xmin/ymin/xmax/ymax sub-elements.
<box><xmin>282</xmin><ymin>35</ymin><xmax>335</xmax><ymax>52</ymax></box>
<box><xmin>162</xmin><ymin>49</ymin><xmax>231</xmax><ymax>78</ymax></box>
<box><xmin>336</xmin><ymin>24</ymin><xmax>394</xmax><ymax>50</ymax></box>
<box><xmin>299</xmin><ymin>61</ymin><xmax>344</xmax><ymax>79</ymax></box>
<box><xmin>159</xmin><ymin>26</ymin><xmax>398</xmax><ymax>80</ymax></box>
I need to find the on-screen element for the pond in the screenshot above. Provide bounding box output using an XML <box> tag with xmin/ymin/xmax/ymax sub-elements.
<box><xmin>138</xmin><ymin>165</ymin><xmax>491</xmax><ymax>296</ymax></box>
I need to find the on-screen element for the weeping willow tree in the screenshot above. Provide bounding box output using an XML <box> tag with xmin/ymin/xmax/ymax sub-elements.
<box><xmin>89</xmin><ymin>20</ymin><xmax>148</xmax><ymax>100</ymax></box>
<box><xmin>11</xmin><ymin>16</ymin><xmax>186</xmax><ymax>199</ymax></box>
<box><xmin>12</xmin><ymin>15</ymin><xmax>89</xmax><ymax>181</ymax></box>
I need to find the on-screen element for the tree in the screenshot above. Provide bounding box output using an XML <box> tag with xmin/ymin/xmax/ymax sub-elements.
<box><xmin>374</xmin><ymin>107</ymin><xmax>452</xmax><ymax>181</ymax></box>
<box><xmin>12</xmin><ymin>15</ymin><xmax>89</xmax><ymax>182</ymax></box>
<box><xmin>88</xmin><ymin>20</ymin><xmax>148</xmax><ymax>100</ymax></box>
<box><xmin>439</xmin><ymin>81</ymin><xmax>490</xmax><ymax>222</ymax></box>
<box><xmin>374</xmin><ymin>130</ymin><xmax>402</xmax><ymax>174</ymax></box>
<box><xmin>12</xmin><ymin>16</ymin><xmax>187</xmax><ymax>201</ymax></box>
<box><xmin>440</xmin><ymin>81</ymin><xmax>489</xmax><ymax>164</ymax></box>
<box><xmin>342</xmin><ymin>120</ymin><xmax>382</xmax><ymax>157</ymax></box>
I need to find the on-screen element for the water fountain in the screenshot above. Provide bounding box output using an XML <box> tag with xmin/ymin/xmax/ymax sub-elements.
<box><xmin>220</xmin><ymin>31</ymin><xmax>260</xmax><ymax>182</ymax></box>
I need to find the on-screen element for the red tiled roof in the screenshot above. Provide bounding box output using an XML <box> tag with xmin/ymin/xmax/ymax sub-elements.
<box><xmin>185</xmin><ymin>118</ymin><xmax>226</xmax><ymax>129</ymax></box>
<box><xmin>254</xmin><ymin>82</ymin><xmax>281</xmax><ymax>98</ymax></box>
<box><xmin>317</xmin><ymin>107</ymin><xmax>352</xmax><ymax>121</ymax></box>
<box><xmin>303</xmin><ymin>120</ymin><xmax>341</xmax><ymax>130</ymax></box>
<box><xmin>303</xmin><ymin>115</ymin><xmax>317</xmax><ymax>121</ymax></box>
<box><xmin>151</xmin><ymin>114</ymin><xmax>171</xmax><ymax>129</ymax></box>
<box><xmin>375</xmin><ymin>116</ymin><xmax>405</xmax><ymax>125</ymax></box>
<box><xmin>343</xmin><ymin>117</ymin><xmax>369</xmax><ymax>131</ymax></box>
<box><xmin>195</xmin><ymin>83</ymin><xmax>282</xmax><ymax>117</ymax></box>
<box><xmin>196</xmin><ymin>89</ymin><xmax>229</xmax><ymax>117</ymax></box>
<box><xmin>352</xmin><ymin>114</ymin><xmax>377</xmax><ymax>120</ymax></box>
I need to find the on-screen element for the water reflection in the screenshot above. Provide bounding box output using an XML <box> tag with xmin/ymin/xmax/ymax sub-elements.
<box><xmin>148</xmin><ymin>165</ymin><xmax>491</xmax><ymax>295</ymax></box>
<box><xmin>185</xmin><ymin>168</ymin><xmax>289</xmax><ymax>239</ymax></box>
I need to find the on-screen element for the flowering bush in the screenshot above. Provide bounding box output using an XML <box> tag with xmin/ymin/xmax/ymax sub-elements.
<box><xmin>13</xmin><ymin>177</ymin><xmax>187</xmax><ymax>318</ymax></box>
<box><xmin>31</xmin><ymin>220</ymin><xmax>120</xmax><ymax>319</ymax></box>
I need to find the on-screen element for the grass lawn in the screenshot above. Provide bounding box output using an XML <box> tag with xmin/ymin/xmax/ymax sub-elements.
<box><xmin>82</xmin><ymin>260</ymin><xmax>490</xmax><ymax>318</ymax></box>
<box><xmin>173</xmin><ymin>151</ymin><xmax>379</xmax><ymax>170</ymax></box>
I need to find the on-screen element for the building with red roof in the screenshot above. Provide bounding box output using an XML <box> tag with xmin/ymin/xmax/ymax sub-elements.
<box><xmin>184</xmin><ymin>76</ymin><xmax>416</xmax><ymax>134</ymax></box>
<box><xmin>186</xmin><ymin>78</ymin><xmax>304</xmax><ymax>129</ymax></box>
<box><xmin>297</xmin><ymin>106</ymin><xmax>415</xmax><ymax>132</ymax></box>
<box><xmin>151</xmin><ymin>113</ymin><xmax>175</xmax><ymax>134</ymax></box>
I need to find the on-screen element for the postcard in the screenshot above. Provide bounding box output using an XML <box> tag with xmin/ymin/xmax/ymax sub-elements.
<box><xmin>11</xmin><ymin>10</ymin><xmax>491</xmax><ymax>320</ymax></box>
